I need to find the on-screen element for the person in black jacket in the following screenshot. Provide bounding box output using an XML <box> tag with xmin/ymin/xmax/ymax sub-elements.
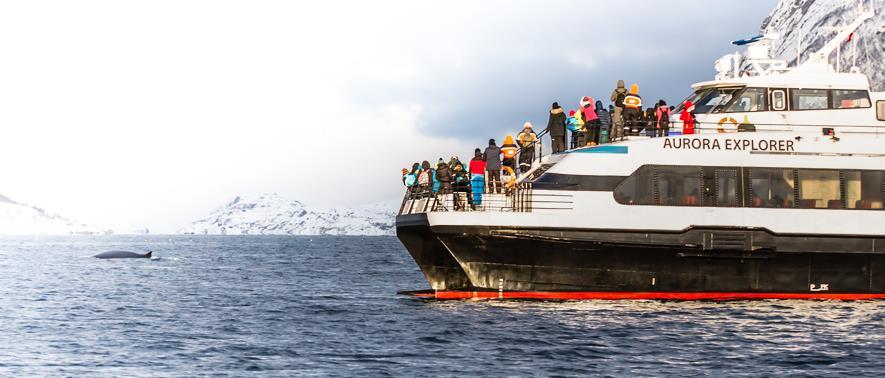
<box><xmin>451</xmin><ymin>163</ymin><xmax>469</xmax><ymax>210</ymax></box>
<box><xmin>547</xmin><ymin>102</ymin><xmax>567</xmax><ymax>153</ymax></box>
<box><xmin>595</xmin><ymin>100</ymin><xmax>611</xmax><ymax>144</ymax></box>
<box><xmin>645</xmin><ymin>107</ymin><xmax>657</xmax><ymax>137</ymax></box>
<box><xmin>435</xmin><ymin>161</ymin><xmax>452</xmax><ymax>194</ymax></box>
<box><xmin>483</xmin><ymin>139</ymin><xmax>503</xmax><ymax>194</ymax></box>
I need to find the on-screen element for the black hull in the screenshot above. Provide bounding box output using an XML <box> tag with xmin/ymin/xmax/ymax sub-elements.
<box><xmin>396</xmin><ymin>214</ymin><xmax>473</xmax><ymax>291</ymax></box>
<box><xmin>396</xmin><ymin>215</ymin><xmax>885</xmax><ymax>299</ymax></box>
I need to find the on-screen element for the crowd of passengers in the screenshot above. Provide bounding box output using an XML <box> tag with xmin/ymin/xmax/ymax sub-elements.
<box><xmin>401</xmin><ymin>80</ymin><xmax>702</xmax><ymax>210</ymax></box>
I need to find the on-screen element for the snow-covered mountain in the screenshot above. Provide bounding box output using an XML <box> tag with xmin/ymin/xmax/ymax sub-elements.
<box><xmin>761</xmin><ymin>0</ymin><xmax>884</xmax><ymax>90</ymax></box>
<box><xmin>0</xmin><ymin>193</ymin><xmax>109</xmax><ymax>235</ymax></box>
<box><xmin>178</xmin><ymin>193</ymin><xmax>397</xmax><ymax>235</ymax></box>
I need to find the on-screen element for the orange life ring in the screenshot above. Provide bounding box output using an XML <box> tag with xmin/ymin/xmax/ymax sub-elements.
<box><xmin>502</xmin><ymin>166</ymin><xmax>517</xmax><ymax>188</ymax></box>
<box><xmin>717</xmin><ymin>117</ymin><xmax>738</xmax><ymax>133</ymax></box>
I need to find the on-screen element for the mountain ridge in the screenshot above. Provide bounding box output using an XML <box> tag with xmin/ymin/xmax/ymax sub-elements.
<box><xmin>0</xmin><ymin>193</ymin><xmax>109</xmax><ymax>235</ymax></box>
<box><xmin>761</xmin><ymin>0</ymin><xmax>884</xmax><ymax>90</ymax></box>
<box><xmin>178</xmin><ymin>193</ymin><xmax>397</xmax><ymax>235</ymax></box>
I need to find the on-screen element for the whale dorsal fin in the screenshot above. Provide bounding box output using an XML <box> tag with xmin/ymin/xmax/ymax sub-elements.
<box><xmin>145</xmin><ymin>251</ymin><xmax>152</xmax><ymax>258</ymax></box>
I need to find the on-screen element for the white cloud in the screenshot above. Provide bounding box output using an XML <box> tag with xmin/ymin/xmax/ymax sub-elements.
<box><xmin>0</xmin><ymin>0</ymin><xmax>777</xmax><ymax>232</ymax></box>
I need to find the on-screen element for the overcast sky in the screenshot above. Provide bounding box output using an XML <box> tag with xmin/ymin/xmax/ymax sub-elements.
<box><xmin>0</xmin><ymin>0</ymin><xmax>778</xmax><ymax>233</ymax></box>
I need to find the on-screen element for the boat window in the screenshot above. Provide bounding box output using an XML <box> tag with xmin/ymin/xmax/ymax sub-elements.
<box><xmin>613</xmin><ymin>166</ymin><xmax>655</xmax><ymax>205</ymax></box>
<box><xmin>672</xmin><ymin>88</ymin><xmax>710</xmax><ymax>114</ymax></box>
<box><xmin>715</xmin><ymin>169</ymin><xmax>740</xmax><ymax>207</ymax></box>
<box><xmin>876</xmin><ymin>101</ymin><xmax>885</xmax><ymax>121</ymax></box>
<box><xmin>798</xmin><ymin>170</ymin><xmax>841</xmax><ymax>209</ymax></box>
<box><xmin>831</xmin><ymin>90</ymin><xmax>871</xmax><ymax>109</ymax></box>
<box><xmin>749</xmin><ymin>168</ymin><xmax>794</xmax><ymax>208</ymax></box>
<box><xmin>695</xmin><ymin>87</ymin><xmax>741</xmax><ymax>114</ymax></box>
<box><xmin>790</xmin><ymin>88</ymin><xmax>828</xmax><ymax>110</ymax></box>
<box><xmin>771</xmin><ymin>89</ymin><xmax>786</xmax><ymax>111</ymax></box>
<box><xmin>533</xmin><ymin>173</ymin><xmax>626</xmax><ymax>191</ymax></box>
<box><xmin>725</xmin><ymin>87</ymin><xmax>767</xmax><ymax>112</ymax></box>
<box><xmin>656</xmin><ymin>166</ymin><xmax>703</xmax><ymax>206</ymax></box>
<box><xmin>845</xmin><ymin>171</ymin><xmax>883</xmax><ymax>209</ymax></box>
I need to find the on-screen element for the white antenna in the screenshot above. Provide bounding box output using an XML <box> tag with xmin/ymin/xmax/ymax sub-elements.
<box><xmin>795</xmin><ymin>8</ymin><xmax>802</xmax><ymax>66</ymax></box>
<box><xmin>802</xmin><ymin>4</ymin><xmax>874</xmax><ymax>69</ymax></box>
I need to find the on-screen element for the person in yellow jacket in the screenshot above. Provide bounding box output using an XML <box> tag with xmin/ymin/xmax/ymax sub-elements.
<box><xmin>516</xmin><ymin>123</ymin><xmax>538</xmax><ymax>174</ymax></box>
<box><xmin>501</xmin><ymin>135</ymin><xmax>518</xmax><ymax>177</ymax></box>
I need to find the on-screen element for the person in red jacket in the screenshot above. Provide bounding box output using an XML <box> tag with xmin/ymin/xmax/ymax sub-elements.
<box><xmin>468</xmin><ymin>148</ymin><xmax>486</xmax><ymax>209</ymax></box>
<box><xmin>580</xmin><ymin>96</ymin><xmax>600</xmax><ymax>146</ymax></box>
<box><xmin>680</xmin><ymin>100</ymin><xmax>696</xmax><ymax>135</ymax></box>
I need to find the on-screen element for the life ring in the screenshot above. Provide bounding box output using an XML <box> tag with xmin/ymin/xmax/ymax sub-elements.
<box><xmin>717</xmin><ymin>117</ymin><xmax>738</xmax><ymax>133</ymax></box>
<box><xmin>502</xmin><ymin>166</ymin><xmax>517</xmax><ymax>188</ymax></box>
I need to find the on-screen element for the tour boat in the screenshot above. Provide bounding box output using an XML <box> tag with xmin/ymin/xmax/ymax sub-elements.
<box><xmin>396</xmin><ymin>7</ymin><xmax>885</xmax><ymax>300</ymax></box>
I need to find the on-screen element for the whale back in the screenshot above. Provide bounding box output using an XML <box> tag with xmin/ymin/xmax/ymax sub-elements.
<box><xmin>94</xmin><ymin>250</ymin><xmax>152</xmax><ymax>259</ymax></box>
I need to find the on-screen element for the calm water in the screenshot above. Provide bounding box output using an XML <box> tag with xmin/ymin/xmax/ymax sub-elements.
<box><xmin>0</xmin><ymin>235</ymin><xmax>883</xmax><ymax>376</ymax></box>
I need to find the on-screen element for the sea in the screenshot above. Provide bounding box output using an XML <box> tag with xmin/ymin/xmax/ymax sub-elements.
<box><xmin>1</xmin><ymin>235</ymin><xmax>884</xmax><ymax>377</ymax></box>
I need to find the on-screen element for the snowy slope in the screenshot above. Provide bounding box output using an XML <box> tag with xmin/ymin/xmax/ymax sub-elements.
<box><xmin>761</xmin><ymin>0</ymin><xmax>884</xmax><ymax>90</ymax></box>
<box><xmin>0</xmin><ymin>193</ymin><xmax>109</xmax><ymax>235</ymax></box>
<box><xmin>178</xmin><ymin>193</ymin><xmax>397</xmax><ymax>235</ymax></box>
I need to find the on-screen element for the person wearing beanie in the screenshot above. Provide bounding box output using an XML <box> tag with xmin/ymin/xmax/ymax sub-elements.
<box><xmin>468</xmin><ymin>148</ymin><xmax>487</xmax><ymax>209</ymax></box>
<box><xmin>680</xmin><ymin>100</ymin><xmax>697</xmax><ymax>135</ymax></box>
<box><xmin>451</xmin><ymin>161</ymin><xmax>470</xmax><ymax>210</ymax></box>
<box><xmin>566</xmin><ymin>109</ymin><xmax>581</xmax><ymax>149</ymax></box>
<box><xmin>580</xmin><ymin>97</ymin><xmax>600</xmax><ymax>146</ymax></box>
<box><xmin>516</xmin><ymin>122</ymin><xmax>538</xmax><ymax>174</ymax></box>
<box><xmin>644</xmin><ymin>107</ymin><xmax>657</xmax><ymax>137</ymax></box>
<box><xmin>483</xmin><ymin>138</ymin><xmax>503</xmax><ymax>194</ymax></box>
<box><xmin>435</xmin><ymin>159</ymin><xmax>452</xmax><ymax>197</ymax></box>
<box><xmin>547</xmin><ymin>102</ymin><xmax>567</xmax><ymax>153</ymax></box>
<box><xmin>609</xmin><ymin>80</ymin><xmax>628</xmax><ymax>141</ymax></box>
<box><xmin>622</xmin><ymin>84</ymin><xmax>643</xmax><ymax>136</ymax></box>
<box><xmin>655</xmin><ymin>100</ymin><xmax>671</xmax><ymax>137</ymax></box>
<box><xmin>595</xmin><ymin>100</ymin><xmax>611</xmax><ymax>144</ymax></box>
<box><xmin>501</xmin><ymin>135</ymin><xmax>518</xmax><ymax>178</ymax></box>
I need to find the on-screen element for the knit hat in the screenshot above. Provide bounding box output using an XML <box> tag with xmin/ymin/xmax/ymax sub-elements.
<box><xmin>568</xmin><ymin>109</ymin><xmax>576</xmax><ymax>117</ymax></box>
<box><xmin>523</xmin><ymin>122</ymin><xmax>533</xmax><ymax>129</ymax></box>
<box><xmin>552</xmin><ymin>102</ymin><xmax>560</xmax><ymax>109</ymax></box>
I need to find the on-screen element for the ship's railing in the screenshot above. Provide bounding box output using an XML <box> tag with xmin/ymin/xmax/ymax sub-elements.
<box><xmin>398</xmin><ymin>182</ymin><xmax>573</xmax><ymax>215</ymax></box>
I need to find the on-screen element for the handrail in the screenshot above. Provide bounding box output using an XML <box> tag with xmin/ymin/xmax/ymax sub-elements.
<box><xmin>398</xmin><ymin>181</ymin><xmax>573</xmax><ymax>216</ymax></box>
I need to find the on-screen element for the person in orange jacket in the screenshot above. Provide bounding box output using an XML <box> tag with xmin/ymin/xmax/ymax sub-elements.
<box><xmin>501</xmin><ymin>135</ymin><xmax>518</xmax><ymax>177</ymax></box>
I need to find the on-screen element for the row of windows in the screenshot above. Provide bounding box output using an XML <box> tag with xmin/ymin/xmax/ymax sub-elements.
<box><xmin>614</xmin><ymin>165</ymin><xmax>884</xmax><ymax>210</ymax></box>
<box><xmin>677</xmin><ymin>87</ymin><xmax>873</xmax><ymax>114</ymax></box>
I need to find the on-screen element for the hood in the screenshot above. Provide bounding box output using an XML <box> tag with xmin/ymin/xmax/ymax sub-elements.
<box><xmin>503</xmin><ymin>135</ymin><xmax>515</xmax><ymax>145</ymax></box>
<box><xmin>550</xmin><ymin>108</ymin><xmax>564</xmax><ymax>115</ymax></box>
<box><xmin>523</xmin><ymin>122</ymin><xmax>533</xmax><ymax>129</ymax></box>
<box><xmin>568</xmin><ymin>109</ymin><xmax>576</xmax><ymax>117</ymax></box>
<box><xmin>579</xmin><ymin>96</ymin><xmax>591</xmax><ymax>107</ymax></box>
<box><xmin>595</xmin><ymin>100</ymin><xmax>604</xmax><ymax>110</ymax></box>
<box><xmin>617</xmin><ymin>80</ymin><xmax>625</xmax><ymax>88</ymax></box>
<box><xmin>630</xmin><ymin>84</ymin><xmax>639</xmax><ymax>94</ymax></box>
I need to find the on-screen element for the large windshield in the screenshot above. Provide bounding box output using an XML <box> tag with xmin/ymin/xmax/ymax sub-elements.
<box><xmin>672</xmin><ymin>89</ymin><xmax>708</xmax><ymax>114</ymax></box>
<box><xmin>693</xmin><ymin>87</ymin><xmax>741</xmax><ymax>114</ymax></box>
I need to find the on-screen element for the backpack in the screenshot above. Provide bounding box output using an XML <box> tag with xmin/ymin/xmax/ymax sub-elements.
<box><xmin>615</xmin><ymin>91</ymin><xmax>626</xmax><ymax>107</ymax></box>
<box><xmin>659</xmin><ymin>108</ymin><xmax>670</xmax><ymax>129</ymax></box>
